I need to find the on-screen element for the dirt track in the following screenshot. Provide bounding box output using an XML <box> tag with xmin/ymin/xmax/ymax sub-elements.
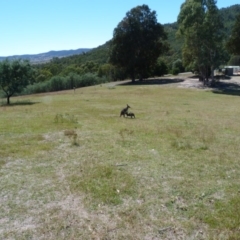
<box><xmin>176</xmin><ymin>75</ymin><xmax>240</xmax><ymax>90</ymax></box>
<box><xmin>114</xmin><ymin>73</ymin><xmax>240</xmax><ymax>91</ymax></box>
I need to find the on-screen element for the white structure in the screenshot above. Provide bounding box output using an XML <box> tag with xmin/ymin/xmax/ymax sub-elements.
<box><xmin>224</xmin><ymin>66</ymin><xmax>240</xmax><ymax>75</ymax></box>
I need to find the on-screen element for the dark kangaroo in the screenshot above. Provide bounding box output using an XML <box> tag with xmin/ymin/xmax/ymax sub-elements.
<box><xmin>120</xmin><ymin>104</ymin><xmax>130</xmax><ymax>117</ymax></box>
<box><xmin>126</xmin><ymin>112</ymin><xmax>135</xmax><ymax>118</ymax></box>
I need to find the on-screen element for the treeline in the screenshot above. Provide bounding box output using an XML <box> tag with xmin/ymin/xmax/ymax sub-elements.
<box><xmin>22</xmin><ymin>73</ymin><xmax>109</xmax><ymax>95</ymax></box>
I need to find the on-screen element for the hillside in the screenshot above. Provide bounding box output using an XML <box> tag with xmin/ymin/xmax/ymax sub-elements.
<box><xmin>0</xmin><ymin>48</ymin><xmax>92</xmax><ymax>63</ymax></box>
<box><xmin>57</xmin><ymin>41</ymin><xmax>111</xmax><ymax>65</ymax></box>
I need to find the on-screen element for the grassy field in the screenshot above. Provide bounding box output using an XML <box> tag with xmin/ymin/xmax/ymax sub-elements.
<box><xmin>1</xmin><ymin>80</ymin><xmax>240</xmax><ymax>239</ymax></box>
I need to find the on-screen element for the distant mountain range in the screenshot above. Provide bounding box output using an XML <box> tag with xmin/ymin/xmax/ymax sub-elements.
<box><xmin>0</xmin><ymin>48</ymin><xmax>92</xmax><ymax>63</ymax></box>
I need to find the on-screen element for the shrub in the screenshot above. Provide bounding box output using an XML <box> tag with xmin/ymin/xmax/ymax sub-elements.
<box><xmin>22</xmin><ymin>81</ymin><xmax>51</xmax><ymax>94</ymax></box>
<box><xmin>172</xmin><ymin>68</ymin><xmax>180</xmax><ymax>75</ymax></box>
<box><xmin>21</xmin><ymin>73</ymin><xmax>109</xmax><ymax>95</ymax></box>
<box><xmin>172</xmin><ymin>59</ymin><xmax>185</xmax><ymax>74</ymax></box>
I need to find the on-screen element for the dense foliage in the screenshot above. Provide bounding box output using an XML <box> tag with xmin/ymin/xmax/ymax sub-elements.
<box><xmin>220</xmin><ymin>4</ymin><xmax>240</xmax><ymax>35</ymax></box>
<box><xmin>109</xmin><ymin>5</ymin><xmax>167</xmax><ymax>81</ymax></box>
<box><xmin>226</xmin><ymin>13</ymin><xmax>240</xmax><ymax>55</ymax></box>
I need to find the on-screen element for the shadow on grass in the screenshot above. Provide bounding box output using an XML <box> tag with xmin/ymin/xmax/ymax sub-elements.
<box><xmin>212</xmin><ymin>89</ymin><xmax>240</xmax><ymax>96</ymax></box>
<box><xmin>0</xmin><ymin>100</ymin><xmax>40</xmax><ymax>107</ymax></box>
<box><xmin>211</xmin><ymin>80</ymin><xmax>240</xmax><ymax>97</ymax></box>
<box><xmin>118</xmin><ymin>78</ymin><xmax>184</xmax><ymax>86</ymax></box>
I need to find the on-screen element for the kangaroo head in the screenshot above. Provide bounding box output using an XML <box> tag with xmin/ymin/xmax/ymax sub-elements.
<box><xmin>127</xmin><ymin>104</ymin><xmax>130</xmax><ymax>109</ymax></box>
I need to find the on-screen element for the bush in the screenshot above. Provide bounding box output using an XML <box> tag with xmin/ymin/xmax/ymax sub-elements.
<box><xmin>172</xmin><ymin>59</ymin><xmax>185</xmax><ymax>74</ymax></box>
<box><xmin>22</xmin><ymin>81</ymin><xmax>51</xmax><ymax>94</ymax></box>
<box><xmin>152</xmin><ymin>59</ymin><xmax>168</xmax><ymax>76</ymax></box>
<box><xmin>172</xmin><ymin>68</ymin><xmax>180</xmax><ymax>75</ymax></box>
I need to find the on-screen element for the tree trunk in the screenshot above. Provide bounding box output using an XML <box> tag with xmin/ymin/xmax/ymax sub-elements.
<box><xmin>131</xmin><ymin>72</ymin><xmax>135</xmax><ymax>83</ymax></box>
<box><xmin>210</xmin><ymin>65</ymin><xmax>215</xmax><ymax>87</ymax></box>
<box><xmin>7</xmin><ymin>95</ymin><xmax>10</xmax><ymax>105</ymax></box>
<box><xmin>199</xmin><ymin>67</ymin><xmax>206</xmax><ymax>85</ymax></box>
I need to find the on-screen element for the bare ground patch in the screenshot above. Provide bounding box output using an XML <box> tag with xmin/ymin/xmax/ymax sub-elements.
<box><xmin>115</xmin><ymin>74</ymin><xmax>240</xmax><ymax>91</ymax></box>
<box><xmin>177</xmin><ymin>75</ymin><xmax>240</xmax><ymax>90</ymax></box>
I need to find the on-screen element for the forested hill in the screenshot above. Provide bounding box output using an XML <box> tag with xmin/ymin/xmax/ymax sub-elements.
<box><xmin>55</xmin><ymin>41</ymin><xmax>111</xmax><ymax>65</ymax></box>
<box><xmin>0</xmin><ymin>48</ymin><xmax>92</xmax><ymax>63</ymax></box>
<box><xmin>220</xmin><ymin>4</ymin><xmax>240</xmax><ymax>35</ymax></box>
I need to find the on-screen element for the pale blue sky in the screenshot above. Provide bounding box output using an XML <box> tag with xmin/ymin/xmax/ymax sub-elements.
<box><xmin>1</xmin><ymin>0</ymin><xmax>238</xmax><ymax>56</ymax></box>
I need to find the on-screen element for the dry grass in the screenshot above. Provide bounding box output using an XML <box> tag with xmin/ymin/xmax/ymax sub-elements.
<box><xmin>1</xmin><ymin>81</ymin><xmax>240</xmax><ymax>239</ymax></box>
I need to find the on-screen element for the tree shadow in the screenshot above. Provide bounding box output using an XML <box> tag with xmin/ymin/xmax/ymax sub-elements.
<box><xmin>211</xmin><ymin>80</ymin><xmax>240</xmax><ymax>96</ymax></box>
<box><xmin>0</xmin><ymin>100</ymin><xmax>40</xmax><ymax>107</ymax></box>
<box><xmin>117</xmin><ymin>78</ymin><xmax>184</xmax><ymax>86</ymax></box>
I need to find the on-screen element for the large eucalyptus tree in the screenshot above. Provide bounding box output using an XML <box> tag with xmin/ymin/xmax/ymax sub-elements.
<box><xmin>177</xmin><ymin>0</ymin><xmax>225</xmax><ymax>85</ymax></box>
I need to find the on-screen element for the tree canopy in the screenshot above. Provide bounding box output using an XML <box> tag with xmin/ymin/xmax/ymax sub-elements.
<box><xmin>177</xmin><ymin>0</ymin><xmax>225</xmax><ymax>85</ymax></box>
<box><xmin>0</xmin><ymin>59</ymin><xmax>34</xmax><ymax>104</ymax></box>
<box><xmin>109</xmin><ymin>4</ymin><xmax>167</xmax><ymax>81</ymax></box>
<box><xmin>226</xmin><ymin>13</ymin><xmax>240</xmax><ymax>55</ymax></box>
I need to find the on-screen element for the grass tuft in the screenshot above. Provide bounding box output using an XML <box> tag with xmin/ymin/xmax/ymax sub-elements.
<box><xmin>54</xmin><ymin>113</ymin><xmax>78</xmax><ymax>124</ymax></box>
<box><xmin>64</xmin><ymin>129</ymin><xmax>79</xmax><ymax>146</ymax></box>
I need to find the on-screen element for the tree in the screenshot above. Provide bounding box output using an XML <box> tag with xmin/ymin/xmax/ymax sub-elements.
<box><xmin>109</xmin><ymin>4</ymin><xmax>167</xmax><ymax>82</ymax></box>
<box><xmin>177</xmin><ymin>0</ymin><xmax>225</xmax><ymax>85</ymax></box>
<box><xmin>226</xmin><ymin>13</ymin><xmax>240</xmax><ymax>55</ymax></box>
<box><xmin>0</xmin><ymin>59</ymin><xmax>34</xmax><ymax>104</ymax></box>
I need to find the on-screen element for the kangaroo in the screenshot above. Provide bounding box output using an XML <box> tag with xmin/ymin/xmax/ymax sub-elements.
<box><xmin>120</xmin><ymin>104</ymin><xmax>130</xmax><ymax>117</ymax></box>
<box><xmin>126</xmin><ymin>112</ymin><xmax>135</xmax><ymax>118</ymax></box>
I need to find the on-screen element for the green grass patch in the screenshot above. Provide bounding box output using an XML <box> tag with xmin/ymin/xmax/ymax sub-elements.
<box><xmin>204</xmin><ymin>195</ymin><xmax>240</xmax><ymax>239</ymax></box>
<box><xmin>69</xmin><ymin>163</ymin><xmax>136</xmax><ymax>206</ymax></box>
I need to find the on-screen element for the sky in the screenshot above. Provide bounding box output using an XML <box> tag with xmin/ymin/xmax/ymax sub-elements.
<box><xmin>1</xmin><ymin>0</ymin><xmax>239</xmax><ymax>56</ymax></box>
